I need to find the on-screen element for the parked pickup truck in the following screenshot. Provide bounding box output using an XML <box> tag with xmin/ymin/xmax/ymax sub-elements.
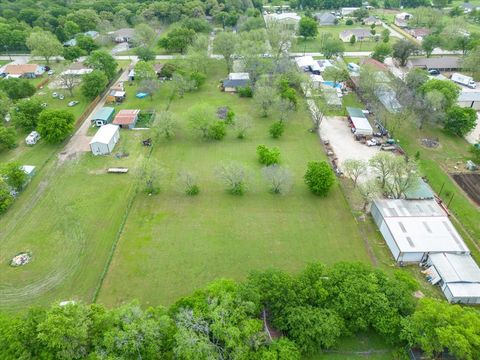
<box><xmin>451</xmin><ymin>73</ymin><xmax>476</xmax><ymax>89</ymax></box>
<box><xmin>380</xmin><ymin>145</ymin><xmax>396</xmax><ymax>151</ymax></box>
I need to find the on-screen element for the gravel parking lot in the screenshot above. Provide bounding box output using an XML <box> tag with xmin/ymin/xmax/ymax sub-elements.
<box><xmin>319</xmin><ymin>115</ymin><xmax>380</xmax><ymax>180</ymax></box>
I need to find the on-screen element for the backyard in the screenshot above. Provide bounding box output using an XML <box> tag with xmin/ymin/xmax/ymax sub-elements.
<box><xmin>291</xmin><ymin>23</ymin><xmax>398</xmax><ymax>53</ymax></box>
<box><xmin>97</xmin><ymin>60</ymin><xmax>373</xmax><ymax>306</ymax></box>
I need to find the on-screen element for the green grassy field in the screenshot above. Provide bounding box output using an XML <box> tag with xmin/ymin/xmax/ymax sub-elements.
<box><xmin>291</xmin><ymin>23</ymin><xmax>397</xmax><ymax>53</ymax></box>
<box><xmin>96</xmin><ymin>60</ymin><xmax>373</xmax><ymax>307</ymax></box>
<box><xmin>0</xmin><ymin>60</ymin><xmax>372</xmax><ymax>312</ymax></box>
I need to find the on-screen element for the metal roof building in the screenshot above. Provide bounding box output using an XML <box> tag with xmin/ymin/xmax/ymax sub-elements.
<box><xmin>89</xmin><ymin>124</ymin><xmax>120</xmax><ymax>155</ymax></box>
<box><xmin>371</xmin><ymin>199</ymin><xmax>469</xmax><ymax>263</ymax></box>
<box><xmin>427</xmin><ymin>253</ymin><xmax>480</xmax><ymax>304</ymax></box>
<box><xmin>346</xmin><ymin>107</ymin><xmax>373</xmax><ymax>136</ymax></box>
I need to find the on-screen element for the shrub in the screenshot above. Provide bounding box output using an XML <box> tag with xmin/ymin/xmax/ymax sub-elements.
<box><xmin>346</xmin><ymin>19</ymin><xmax>354</xmax><ymax>25</ymax></box>
<box><xmin>185</xmin><ymin>184</ymin><xmax>200</xmax><ymax>196</ymax></box>
<box><xmin>216</xmin><ymin>163</ymin><xmax>247</xmax><ymax>195</ymax></box>
<box><xmin>257</xmin><ymin>145</ymin><xmax>280</xmax><ymax>166</ymax></box>
<box><xmin>238</xmin><ymin>86</ymin><xmax>253</xmax><ymax>98</ymax></box>
<box><xmin>269</xmin><ymin>121</ymin><xmax>285</xmax><ymax>139</ymax></box>
<box><xmin>208</xmin><ymin>121</ymin><xmax>227</xmax><ymax>140</ymax></box>
<box><xmin>304</xmin><ymin>161</ymin><xmax>335</xmax><ymax>196</ymax></box>
<box><xmin>225</xmin><ymin>109</ymin><xmax>235</xmax><ymax>125</ymax></box>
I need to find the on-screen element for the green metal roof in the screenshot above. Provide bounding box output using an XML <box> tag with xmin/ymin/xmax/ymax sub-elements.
<box><xmin>404</xmin><ymin>179</ymin><xmax>435</xmax><ymax>200</ymax></box>
<box><xmin>92</xmin><ymin>107</ymin><xmax>115</xmax><ymax>121</ymax></box>
<box><xmin>346</xmin><ymin>107</ymin><xmax>366</xmax><ymax>118</ymax></box>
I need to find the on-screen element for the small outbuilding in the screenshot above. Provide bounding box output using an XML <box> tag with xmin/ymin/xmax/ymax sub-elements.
<box><xmin>346</xmin><ymin>107</ymin><xmax>373</xmax><ymax>136</ymax></box>
<box><xmin>89</xmin><ymin>124</ymin><xmax>120</xmax><ymax>155</ymax></box>
<box><xmin>106</xmin><ymin>90</ymin><xmax>126</xmax><ymax>104</ymax></box>
<box><xmin>112</xmin><ymin>109</ymin><xmax>140</xmax><ymax>129</ymax></box>
<box><xmin>426</xmin><ymin>252</ymin><xmax>480</xmax><ymax>304</ymax></box>
<box><xmin>91</xmin><ymin>107</ymin><xmax>115</xmax><ymax>127</ymax></box>
<box><xmin>222</xmin><ymin>73</ymin><xmax>250</xmax><ymax>92</ymax></box>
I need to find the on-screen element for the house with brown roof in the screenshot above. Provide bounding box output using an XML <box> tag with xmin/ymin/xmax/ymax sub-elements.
<box><xmin>112</xmin><ymin>109</ymin><xmax>140</xmax><ymax>129</ymax></box>
<box><xmin>409</xmin><ymin>28</ymin><xmax>431</xmax><ymax>41</ymax></box>
<box><xmin>360</xmin><ymin>58</ymin><xmax>389</xmax><ymax>72</ymax></box>
<box><xmin>363</xmin><ymin>16</ymin><xmax>382</xmax><ymax>26</ymax></box>
<box><xmin>2</xmin><ymin>64</ymin><xmax>44</xmax><ymax>78</ymax></box>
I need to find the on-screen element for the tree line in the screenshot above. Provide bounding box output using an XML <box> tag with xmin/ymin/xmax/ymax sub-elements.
<box><xmin>0</xmin><ymin>262</ymin><xmax>478</xmax><ymax>359</ymax></box>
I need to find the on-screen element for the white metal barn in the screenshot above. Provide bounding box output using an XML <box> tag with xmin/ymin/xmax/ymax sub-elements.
<box><xmin>89</xmin><ymin>124</ymin><xmax>120</xmax><ymax>156</ymax></box>
<box><xmin>371</xmin><ymin>199</ymin><xmax>469</xmax><ymax>263</ymax></box>
<box><xmin>427</xmin><ymin>253</ymin><xmax>480</xmax><ymax>304</ymax></box>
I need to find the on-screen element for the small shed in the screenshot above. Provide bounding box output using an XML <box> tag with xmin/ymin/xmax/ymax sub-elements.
<box><xmin>106</xmin><ymin>90</ymin><xmax>126</xmax><ymax>104</ymax></box>
<box><xmin>222</xmin><ymin>73</ymin><xmax>250</xmax><ymax>92</ymax></box>
<box><xmin>89</xmin><ymin>124</ymin><xmax>120</xmax><ymax>155</ymax></box>
<box><xmin>112</xmin><ymin>109</ymin><xmax>140</xmax><ymax>129</ymax></box>
<box><xmin>91</xmin><ymin>107</ymin><xmax>115</xmax><ymax>127</ymax></box>
<box><xmin>346</xmin><ymin>107</ymin><xmax>373</xmax><ymax>136</ymax></box>
<box><xmin>21</xmin><ymin>165</ymin><xmax>36</xmax><ymax>184</ymax></box>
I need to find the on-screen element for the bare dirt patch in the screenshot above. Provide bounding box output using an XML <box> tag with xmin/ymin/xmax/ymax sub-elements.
<box><xmin>452</xmin><ymin>173</ymin><xmax>480</xmax><ymax>206</ymax></box>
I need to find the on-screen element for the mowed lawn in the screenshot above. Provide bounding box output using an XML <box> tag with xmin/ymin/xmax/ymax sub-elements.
<box><xmin>97</xmin><ymin>60</ymin><xmax>371</xmax><ymax>307</ymax></box>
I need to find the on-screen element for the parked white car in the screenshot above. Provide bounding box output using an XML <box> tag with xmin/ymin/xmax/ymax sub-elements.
<box><xmin>25</xmin><ymin>131</ymin><xmax>41</xmax><ymax>145</ymax></box>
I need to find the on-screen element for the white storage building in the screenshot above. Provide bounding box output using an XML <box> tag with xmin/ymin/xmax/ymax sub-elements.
<box><xmin>371</xmin><ymin>199</ymin><xmax>469</xmax><ymax>263</ymax></box>
<box><xmin>346</xmin><ymin>107</ymin><xmax>373</xmax><ymax>136</ymax></box>
<box><xmin>426</xmin><ymin>253</ymin><xmax>480</xmax><ymax>304</ymax></box>
<box><xmin>89</xmin><ymin>124</ymin><xmax>120</xmax><ymax>156</ymax></box>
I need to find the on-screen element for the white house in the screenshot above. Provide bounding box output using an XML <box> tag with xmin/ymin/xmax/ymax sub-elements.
<box><xmin>89</xmin><ymin>124</ymin><xmax>120</xmax><ymax>155</ymax></box>
<box><xmin>341</xmin><ymin>7</ymin><xmax>360</xmax><ymax>16</ymax></box>
<box><xmin>371</xmin><ymin>199</ymin><xmax>470</xmax><ymax>263</ymax></box>
<box><xmin>264</xmin><ymin>12</ymin><xmax>301</xmax><ymax>29</ymax></box>
<box><xmin>426</xmin><ymin>253</ymin><xmax>480</xmax><ymax>304</ymax></box>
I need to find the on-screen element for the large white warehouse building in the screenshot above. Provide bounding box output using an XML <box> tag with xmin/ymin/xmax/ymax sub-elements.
<box><xmin>371</xmin><ymin>199</ymin><xmax>469</xmax><ymax>263</ymax></box>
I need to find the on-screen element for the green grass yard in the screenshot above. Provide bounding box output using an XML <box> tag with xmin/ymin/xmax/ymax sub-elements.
<box><xmin>95</xmin><ymin>60</ymin><xmax>373</xmax><ymax>306</ymax></box>
<box><xmin>291</xmin><ymin>24</ymin><xmax>397</xmax><ymax>53</ymax></box>
<box><xmin>0</xmin><ymin>60</ymin><xmax>373</xmax><ymax>312</ymax></box>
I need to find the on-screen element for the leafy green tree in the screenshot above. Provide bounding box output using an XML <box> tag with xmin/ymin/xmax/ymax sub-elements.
<box><xmin>0</xmin><ymin>126</ymin><xmax>16</xmax><ymax>150</ymax></box>
<box><xmin>0</xmin><ymin>90</ymin><xmax>11</xmax><ymax>120</ymax></box>
<box><xmin>444</xmin><ymin>106</ymin><xmax>477</xmax><ymax>136</ymax></box>
<box><xmin>420</xmin><ymin>79</ymin><xmax>460</xmax><ymax>110</ymax></box>
<box><xmin>320</xmin><ymin>38</ymin><xmax>344</xmax><ymax>59</ymax></box>
<box><xmin>283</xmin><ymin>307</ymin><xmax>344</xmax><ymax>353</ymax></box>
<box><xmin>85</xmin><ymin>50</ymin><xmax>117</xmax><ymax>80</ymax></box>
<box><xmin>12</xmin><ymin>98</ymin><xmax>44</xmax><ymax>131</ymax></box>
<box><xmin>213</xmin><ymin>31</ymin><xmax>237</xmax><ymax>73</ymax></box>
<box><xmin>350</xmin><ymin>35</ymin><xmax>356</xmax><ymax>46</ymax></box>
<box><xmin>81</xmin><ymin>70</ymin><xmax>108</xmax><ymax>99</ymax></box>
<box><xmin>37</xmin><ymin>110</ymin><xmax>75</xmax><ymax>144</ymax></box>
<box><xmin>134</xmin><ymin>23</ymin><xmax>156</xmax><ymax>46</ymax></box>
<box><xmin>63</xmin><ymin>46</ymin><xmax>86</xmax><ymax>61</ymax></box>
<box><xmin>75</xmin><ymin>34</ymin><xmax>98</xmax><ymax>54</ymax></box>
<box><xmin>0</xmin><ymin>78</ymin><xmax>36</xmax><ymax>100</ymax></box>
<box><xmin>134</xmin><ymin>61</ymin><xmax>156</xmax><ymax>82</ymax></box>
<box><xmin>323</xmin><ymin>66</ymin><xmax>349</xmax><ymax>86</ymax></box>
<box><xmin>1</xmin><ymin>161</ymin><xmax>27</xmax><ymax>191</ymax></box>
<box><xmin>0</xmin><ymin>179</ymin><xmax>14</xmax><ymax>214</ymax></box>
<box><xmin>304</xmin><ymin>161</ymin><xmax>335</xmax><ymax>196</ymax></box>
<box><xmin>269</xmin><ymin>121</ymin><xmax>285</xmax><ymax>139</ymax></box>
<box><xmin>257</xmin><ymin>145</ymin><xmax>280</xmax><ymax>165</ymax></box>
<box><xmin>371</xmin><ymin>43</ymin><xmax>392</xmax><ymax>63</ymax></box>
<box><xmin>298</xmin><ymin>17</ymin><xmax>318</xmax><ymax>40</ymax></box>
<box><xmin>381</xmin><ymin>29</ymin><xmax>390</xmax><ymax>43</ymax></box>
<box><xmin>392</xmin><ymin>39</ymin><xmax>419</xmax><ymax>66</ymax></box>
<box><xmin>26</xmin><ymin>30</ymin><xmax>63</xmax><ymax>64</ymax></box>
<box><xmin>405</xmin><ymin>68</ymin><xmax>429</xmax><ymax>90</ymax></box>
<box><xmin>353</xmin><ymin>8</ymin><xmax>369</xmax><ymax>21</ymax></box>
<box><xmin>462</xmin><ymin>45</ymin><xmax>480</xmax><ymax>80</ymax></box>
<box><xmin>401</xmin><ymin>299</ymin><xmax>480</xmax><ymax>360</ymax></box>
<box><xmin>158</xmin><ymin>27</ymin><xmax>196</xmax><ymax>54</ymax></box>
<box><xmin>66</xmin><ymin>9</ymin><xmax>99</xmax><ymax>32</ymax></box>
<box><xmin>422</xmin><ymin>35</ymin><xmax>441</xmax><ymax>58</ymax></box>
<box><xmin>37</xmin><ymin>303</ymin><xmax>92</xmax><ymax>359</ymax></box>
<box><xmin>63</xmin><ymin>20</ymin><xmax>81</xmax><ymax>39</ymax></box>
<box><xmin>135</xmin><ymin>46</ymin><xmax>156</xmax><ymax>62</ymax></box>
